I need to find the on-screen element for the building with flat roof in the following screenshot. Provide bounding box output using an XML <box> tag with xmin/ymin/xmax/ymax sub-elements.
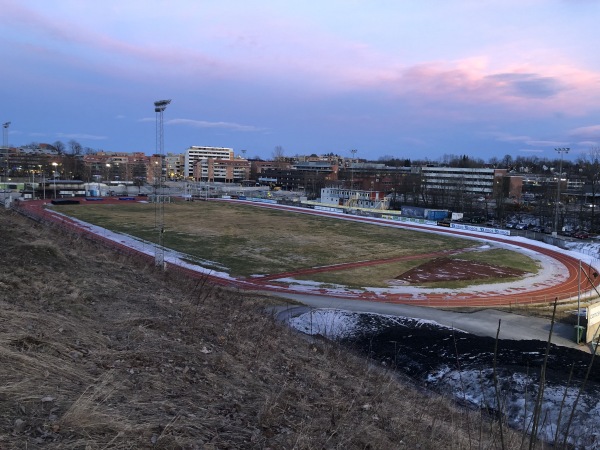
<box><xmin>420</xmin><ymin>166</ymin><xmax>508</xmax><ymax>199</ymax></box>
<box><xmin>184</xmin><ymin>146</ymin><xmax>234</xmax><ymax>179</ymax></box>
<box><xmin>193</xmin><ymin>158</ymin><xmax>250</xmax><ymax>183</ymax></box>
<box><xmin>165</xmin><ymin>153</ymin><xmax>185</xmax><ymax>180</ymax></box>
<box><xmin>321</xmin><ymin>187</ymin><xmax>389</xmax><ymax>209</ymax></box>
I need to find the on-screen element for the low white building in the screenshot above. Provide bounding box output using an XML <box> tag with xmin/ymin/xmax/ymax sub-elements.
<box><xmin>321</xmin><ymin>187</ymin><xmax>389</xmax><ymax>209</ymax></box>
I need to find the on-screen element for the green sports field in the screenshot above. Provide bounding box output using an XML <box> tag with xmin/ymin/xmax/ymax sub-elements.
<box><xmin>53</xmin><ymin>201</ymin><xmax>539</xmax><ymax>286</ymax></box>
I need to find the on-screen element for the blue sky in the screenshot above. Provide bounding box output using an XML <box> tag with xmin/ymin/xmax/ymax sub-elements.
<box><xmin>2</xmin><ymin>0</ymin><xmax>600</xmax><ymax>162</ymax></box>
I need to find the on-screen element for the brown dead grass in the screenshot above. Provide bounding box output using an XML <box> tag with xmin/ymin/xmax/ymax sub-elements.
<box><xmin>0</xmin><ymin>209</ymin><xmax>532</xmax><ymax>449</ymax></box>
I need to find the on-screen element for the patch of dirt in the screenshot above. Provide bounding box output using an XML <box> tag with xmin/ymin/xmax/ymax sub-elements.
<box><xmin>397</xmin><ymin>257</ymin><xmax>527</xmax><ymax>283</ymax></box>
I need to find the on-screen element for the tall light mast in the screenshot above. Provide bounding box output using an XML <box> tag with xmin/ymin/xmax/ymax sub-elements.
<box><xmin>3</xmin><ymin>122</ymin><xmax>10</xmax><ymax>184</ymax></box>
<box><xmin>554</xmin><ymin>147</ymin><xmax>569</xmax><ymax>235</ymax></box>
<box><xmin>154</xmin><ymin>99</ymin><xmax>171</xmax><ymax>268</ymax></box>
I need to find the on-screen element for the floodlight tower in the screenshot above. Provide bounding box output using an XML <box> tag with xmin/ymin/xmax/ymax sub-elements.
<box><xmin>554</xmin><ymin>147</ymin><xmax>569</xmax><ymax>235</ymax></box>
<box><xmin>3</xmin><ymin>122</ymin><xmax>10</xmax><ymax>184</ymax></box>
<box><xmin>154</xmin><ymin>99</ymin><xmax>171</xmax><ymax>268</ymax></box>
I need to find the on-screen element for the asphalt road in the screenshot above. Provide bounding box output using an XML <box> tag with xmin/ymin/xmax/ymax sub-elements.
<box><xmin>272</xmin><ymin>292</ymin><xmax>592</xmax><ymax>352</ymax></box>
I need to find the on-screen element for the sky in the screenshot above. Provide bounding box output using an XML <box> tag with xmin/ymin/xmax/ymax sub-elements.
<box><xmin>2</xmin><ymin>0</ymin><xmax>600</xmax><ymax>162</ymax></box>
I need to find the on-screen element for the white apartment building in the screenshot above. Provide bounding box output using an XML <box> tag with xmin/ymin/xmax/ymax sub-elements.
<box><xmin>184</xmin><ymin>146</ymin><xmax>234</xmax><ymax>179</ymax></box>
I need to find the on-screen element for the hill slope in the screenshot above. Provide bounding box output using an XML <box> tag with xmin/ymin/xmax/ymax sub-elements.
<box><xmin>0</xmin><ymin>209</ymin><xmax>523</xmax><ymax>449</ymax></box>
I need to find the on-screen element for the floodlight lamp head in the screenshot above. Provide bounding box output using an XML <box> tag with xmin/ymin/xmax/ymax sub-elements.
<box><xmin>3</xmin><ymin>122</ymin><xmax>10</xmax><ymax>128</ymax></box>
<box><xmin>154</xmin><ymin>99</ymin><xmax>171</xmax><ymax>112</ymax></box>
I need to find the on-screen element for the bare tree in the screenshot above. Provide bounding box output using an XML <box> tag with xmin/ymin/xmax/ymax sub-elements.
<box><xmin>68</xmin><ymin>140</ymin><xmax>82</xmax><ymax>156</ymax></box>
<box><xmin>53</xmin><ymin>141</ymin><xmax>65</xmax><ymax>155</ymax></box>
<box><xmin>272</xmin><ymin>145</ymin><xmax>284</xmax><ymax>160</ymax></box>
<box><xmin>273</xmin><ymin>145</ymin><xmax>286</xmax><ymax>169</ymax></box>
<box><xmin>576</xmin><ymin>148</ymin><xmax>600</xmax><ymax>231</ymax></box>
<box><xmin>501</xmin><ymin>154</ymin><xmax>514</xmax><ymax>170</ymax></box>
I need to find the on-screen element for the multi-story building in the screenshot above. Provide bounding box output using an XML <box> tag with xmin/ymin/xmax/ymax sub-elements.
<box><xmin>251</xmin><ymin>160</ymin><xmax>287</xmax><ymax>178</ymax></box>
<box><xmin>165</xmin><ymin>153</ymin><xmax>185</xmax><ymax>180</ymax></box>
<box><xmin>338</xmin><ymin>163</ymin><xmax>414</xmax><ymax>192</ymax></box>
<box><xmin>259</xmin><ymin>161</ymin><xmax>338</xmax><ymax>194</ymax></box>
<box><xmin>420</xmin><ymin>166</ymin><xmax>509</xmax><ymax>199</ymax></box>
<box><xmin>83</xmin><ymin>151</ymin><xmax>149</xmax><ymax>183</ymax></box>
<box><xmin>184</xmin><ymin>146</ymin><xmax>234</xmax><ymax>179</ymax></box>
<box><xmin>192</xmin><ymin>158</ymin><xmax>250</xmax><ymax>183</ymax></box>
<box><xmin>3</xmin><ymin>147</ymin><xmax>54</xmax><ymax>178</ymax></box>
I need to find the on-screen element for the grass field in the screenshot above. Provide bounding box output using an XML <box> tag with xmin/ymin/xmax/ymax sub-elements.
<box><xmin>53</xmin><ymin>200</ymin><xmax>539</xmax><ymax>286</ymax></box>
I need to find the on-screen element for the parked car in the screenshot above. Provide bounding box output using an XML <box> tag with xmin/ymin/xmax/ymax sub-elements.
<box><xmin>505</xmin><ymin>222</ymin><xmax>517</xmax><ymax>229</ymax></box>
<box><xmin>529</xmin><ymin>226</ymin><xmax>543</xmax><ymax>233</ymax></box>
<box><xmin>574</xmin><ymin>231</ymin><xmax>591</xmax><ymax>239</ymax></box>
<box><xmin>515</xmin><ymin>223</ymin><xmax>529</xmax><ymax>230</ymax></box>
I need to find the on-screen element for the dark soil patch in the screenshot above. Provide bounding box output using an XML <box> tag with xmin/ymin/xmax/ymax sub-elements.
<box><xmin>341</xmin><ymin>319</ymin><xmax>600</xmax><ymax>386</ymax></box>
<box><xmin>397</xmin><ymin>257</ymin><xmax>527</xmax><ymax>283</ymax></box>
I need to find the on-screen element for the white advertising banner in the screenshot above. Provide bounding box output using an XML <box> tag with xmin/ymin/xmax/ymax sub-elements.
<box><xmin>586</xmin><ymin>302</ymin><xmax>600</xmax><ymax>344</ymax></box>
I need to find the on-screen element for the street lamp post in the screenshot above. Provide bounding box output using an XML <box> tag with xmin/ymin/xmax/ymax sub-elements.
<box><xmin>554</xmin><ymin>147</ymin><xmax>570</xmax><ymax>235</ymax></box>
<box><xmin>52</xmin><ymin>162</ymin><xmax>58</xmax><ymax>198</ymax></box>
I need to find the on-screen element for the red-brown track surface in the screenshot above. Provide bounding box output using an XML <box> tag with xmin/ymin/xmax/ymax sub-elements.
<box><xmin>13</xmin><ymin>197</ymin><xmax>600</xmax><ymax>308</ymax></box>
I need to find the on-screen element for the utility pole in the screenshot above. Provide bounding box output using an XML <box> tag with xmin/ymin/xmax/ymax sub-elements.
<box><xmin>577</xmin><ymin>260</ymin><xmax>582</xmax><ymax>344</ymax></box>
<box><xmin>554</xmin><ymin>147</ymin><xmax>569</xmax><ymax>235</ymax></box>
<box><xmin>241</xmin><ymin>149</ymin><xmax>247</xmax><ymax>186</ymax></box>
<box><xmin>350</xmin><ymin>149</ymin><xmax>357</xmax><ymax>191</ymax></box>
<box><xmin>154</xmin><ymin>99</ymin><xmax>171</xmax><ymax>269</ymax></box>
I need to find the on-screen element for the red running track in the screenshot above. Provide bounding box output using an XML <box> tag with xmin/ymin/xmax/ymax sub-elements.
<box><xmin>13</xmin><ymin>198</ymin><xmax>600</xmax><ymax>308</ymax></box>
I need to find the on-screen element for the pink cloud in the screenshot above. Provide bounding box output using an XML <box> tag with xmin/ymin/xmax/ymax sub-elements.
<box><xmin>351</xmin><ymin>59</ymin><xmax>600</xmax><ymax>120</ymax></box>
<box><xmin>4</xmin><ymin>0</ymin><xmax>600</xmax><ymax>124</ymax></box>
<box><xmin>569</xmin><ymin>125</ymin><xmax>600</xmax><ymax>140</ymax></box>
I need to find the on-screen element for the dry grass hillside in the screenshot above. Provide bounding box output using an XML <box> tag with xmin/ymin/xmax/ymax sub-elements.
<box><xmin>0</xmin><ymin>209</ymin><xmax>529</xmax><ymax>449</ymax></box>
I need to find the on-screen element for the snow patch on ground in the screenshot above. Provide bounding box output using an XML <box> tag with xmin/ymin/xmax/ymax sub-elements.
<box><xmin>287</xmin><ymin>309</ymin><xmax>464</xmax><ymax>339</ymax></box>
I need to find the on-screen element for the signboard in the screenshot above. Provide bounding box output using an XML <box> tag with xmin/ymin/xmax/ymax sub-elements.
<box><xmin>586</xmin><ymin>302</ymin><xmax>600</xmax><ymax>344</ymax></box>
<box><xmin>450</xmin><ymin>223</ymin><xmax>511</xmax><ymax>236</ymax></box>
